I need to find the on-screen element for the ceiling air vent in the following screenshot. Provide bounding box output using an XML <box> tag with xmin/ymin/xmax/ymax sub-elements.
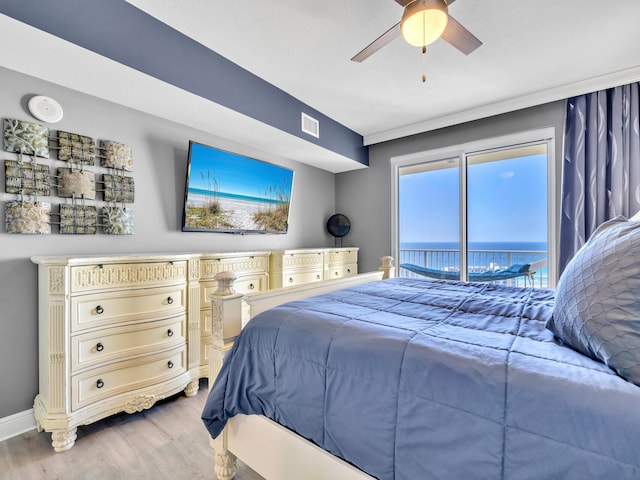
<box><xmin>301</xmin><ymin>112</ymin><xmax>319</xmax><ymax>138</ymax></box>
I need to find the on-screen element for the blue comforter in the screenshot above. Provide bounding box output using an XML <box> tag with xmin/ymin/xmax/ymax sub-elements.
<box><xmin>202</xmin><ymin>277</ymin><xmax>640</xmax><ymax>479</ymax></box>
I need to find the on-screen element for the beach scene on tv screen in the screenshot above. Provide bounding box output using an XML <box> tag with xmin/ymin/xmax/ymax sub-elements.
<box><xmin>184</xmin><ymin>143</ymin><xmax>294</xmax><ymax>233</ymax></box>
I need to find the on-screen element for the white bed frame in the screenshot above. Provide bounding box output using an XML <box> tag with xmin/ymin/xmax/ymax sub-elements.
<box><xmin>207</xmin><ymin>257</ymin><xmax>395</xmax><ymax>480</ymax></box>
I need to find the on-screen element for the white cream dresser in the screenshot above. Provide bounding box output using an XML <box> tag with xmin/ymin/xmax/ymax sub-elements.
<box><xmin>269</xmin><ymin>247</ymin><xmax>358</xmax><ymax>289</ymax></box>
<box><xmin>32</xmin><ymin>248</ymin><xmax>357</xmax><ymax>451</ymax></box>
<box><xmin>194</xmin><ymin>252</ymin><xmax>270</xmax><ymax>378</ymax></box>
<box><xmin>324</xmin><ymin>247</ymin><xmax>359</xmax><ymax>280</ymax></box>
<box><xmin>32</xmin><ymin>254</ymin><xmax>195</xmax><ymax>452</ymax></box>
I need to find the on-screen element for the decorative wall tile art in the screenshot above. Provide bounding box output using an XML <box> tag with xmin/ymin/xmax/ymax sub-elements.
<box><xmin>56</xmin><ymin>130</ymin><xmax>95</xmax><ymax>165</ymax></box>
<box><xmin>102</xmin><ymin>207</ymin><xmax>134</xmax><ymax>235</ymax></box>
<box><xmin>5</xmin><ymin>200</ymin><xmax>51</xmax><ymax>234</ymax></box>
<box><xmin>59</xmin><ymin>204</ymin><xmax>97</xmax><ymax>234</ymax></box>
<box><xmin>1</xmin><ymin>118</ymin><xmax>135</xmax><ymax>234</ymax></box>
<box><xmin>5</xmin><ymin>160</ymin><xmax>51</xmax><ymax>196</ymax></box>
<box><xmin>3</xmin><ymin>118</ymin><xmax>49</xmax><ymax>157</ymax></box>
<box><xmin>102</xmin><ymin>174</ymin><xmax>135</xmax><ymax>203</ymax></box>
<box><xmin>57</xmin><ymin>168</ymin><xmax>96</xmax><ymax>199</ymax></box>
<box><xmin>100</xmin><ymin>140</ymin><xmax>132</xmax><ymax>171</ymax></box>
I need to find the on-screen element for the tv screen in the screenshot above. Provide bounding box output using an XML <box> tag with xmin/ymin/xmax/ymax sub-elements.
<box><xmin>182</xmin><ymin>141</ymin><xmax>294</xmax><ymax>234</ymax></box>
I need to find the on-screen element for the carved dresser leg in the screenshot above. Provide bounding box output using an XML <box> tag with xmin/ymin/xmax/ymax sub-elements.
<box><xmin>215</xmin><ymin>449</ymin><xmax>237</xmax><ymax>480</ymax></box>
<box><xmin>184</xmin><ymin>379</ymin><xmax>200</xmax><ymax>397</ymax></box>
<box><xmin>51</xmin><ymin>428</ymin><xmax>77</xmax><ymax>452</ymax></box>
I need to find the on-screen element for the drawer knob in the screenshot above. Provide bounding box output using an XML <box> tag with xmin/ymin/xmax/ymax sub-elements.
<box><xmin>334</xmin><ymin>271</ymin><xmax>339</xmax><ymax>276</ymax></box>
<box><xmin>317</xmin><ymin>274</ymin><xmax>321</xmax><ymax>279</ymax></box>
<box><xmin>96</xmin><ymin>342</ymin><xmax>104</xmax><ymax>352</ymax></box>
<box><xmin>249</xmin><ymin>283</ymin><xmax>255</xmax><ymax>290</ymax></box>
<box><xmin>95</xmin><ymin>305</ymin><xmax>104</xmax><ymax>315</ymax></box>
<box><xmin>347</xmin><ymin>268</ymin><xmax>352</xmax><ymax>273</ymax></box>
<box><xmin>167</xmin><ymin>329</ymin><xmax>174</xmax><ymax>337</ymax></box>
<box><xmin>288</xmin><ymin>277</ymin><xmax>294</xmax><ymax>283</ymax></box>
<box><xmin>167</xmin><ymin>361</ymin><xmax>174</xmax><ymax>369</ymax></box>
<box><xmin>167</xmin><ymin>297</ymin><xmax>174</xmax><ymax>305</ymax></box>
<box><xmin>96</xmin><ymin>379</ymin><xmax>104</xmax><ymax>389</ymax></box>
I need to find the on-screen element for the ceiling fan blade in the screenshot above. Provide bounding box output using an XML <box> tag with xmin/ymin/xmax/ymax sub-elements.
<box><xmin>440</xmin><ymin>14</ymin><xmax>482</xmax><ymax>55</ymax></box>
<box><xmin>351</xmin><ymin>22</ymin><xmax>401</xmax><ymax>62</ymax></box>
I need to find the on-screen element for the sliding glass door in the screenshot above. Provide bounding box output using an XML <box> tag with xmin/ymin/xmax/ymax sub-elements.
<box><xmin>395</xmin><ymin>133</ymin><xmax>552</xmax><ymax>288</ymax></box>
<box><xmin>398</xmin><ymin>157</ymin><xmax>461</xmax><ymax>281</ymax></box>
<box><xmin>466</xmin><ymin>145</ymin><xmax>548</xmax><ymax>286</ymax></box>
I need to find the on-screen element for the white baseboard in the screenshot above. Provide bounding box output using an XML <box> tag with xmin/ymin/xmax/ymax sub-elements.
<box><xmin>0</xmin><ymin>409</ymin><xmax>37</xmax><ymax>442</ymax></box>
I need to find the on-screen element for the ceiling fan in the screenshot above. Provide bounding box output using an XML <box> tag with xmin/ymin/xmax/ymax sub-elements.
<box><xmin>351</xmin><ymin>0</ymin><xmax>482</xmax><ymax>63</ymax></box>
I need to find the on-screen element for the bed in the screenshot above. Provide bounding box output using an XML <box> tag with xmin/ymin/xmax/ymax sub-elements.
<box><xmin>202</xmin><ymin>219</ymin><xmax>640</xmax><ymax>479</ymax></box>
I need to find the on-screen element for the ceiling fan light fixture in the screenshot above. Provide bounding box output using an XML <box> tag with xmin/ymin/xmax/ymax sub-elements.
<box><xmin>401</xmin><ymin>0</ymin><xmax>449</xmax><ymax>47</ymax></box>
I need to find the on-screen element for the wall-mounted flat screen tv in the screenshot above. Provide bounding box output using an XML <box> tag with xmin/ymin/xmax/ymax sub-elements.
<box><xmin>182</xmin><ymin>141</ymin><xmax>294</xmax><ymax>234</ymax></box>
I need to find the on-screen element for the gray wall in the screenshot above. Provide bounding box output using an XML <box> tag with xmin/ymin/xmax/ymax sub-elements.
<box><xmin>336</xmin><ymin>101</ymin><xmax>566</xmax><ymax>274</ymax></box>
<box><xmin>0</xmin><ymin>67</ymin><xmax>337</xmax><ymax>418</ymax></box>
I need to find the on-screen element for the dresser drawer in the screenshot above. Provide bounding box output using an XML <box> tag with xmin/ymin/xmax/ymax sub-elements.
<box><xmin>280</xmin><ymin>251</ymin><xmax>324</xmax><ymax>270</ymax></box>
<box><xmin>325</xmin><ymin>263</ymin><xmax>358</xmax><ymax>280</ymax></box>
<box><xmin>71</xmin><ymin>285</ymin><xmax>186</xmax><ymax>332</ymax></box>
<box><xmin>200</xmin><ymin>255</ymin><xmax>269</xmax><ymax>280</ymax></box>
<box><xmin>72</xmin><ymin>316</ymin><xmax>185</xmax><ymax>373</ymax></box>
<box><xmin>199</xmin><ymin>273</ymin><xmax>268</xmax><ymax>308</ymax></box>
<box><xmin>71</xmin><ymin>261</ymin><xmax>187</xmax><ymax>293</ymax></box>
<box><xmin>234</xmin><ymin>274</ymin><xmax>269</xmax><ymax>294</ymax></box>
<box><xmin>71</xmin><ymin>346</ymin><xmax>186</xmax><ymax>411</ymax></box>
<box><xmin>326</xmin><ymin>249</ymin><xmax>358</xmax><ymax>266</ymax></box>
<box><xmin>282</xmin><ymin>268</ymin><xmax>324</xmax><ymax>287</ymax></box>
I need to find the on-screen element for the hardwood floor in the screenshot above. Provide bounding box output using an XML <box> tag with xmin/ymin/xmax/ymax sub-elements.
<box><xmin>0</xmin><ymin>379</ymin><xmax>263</xmax><ymax>480</ymax></box>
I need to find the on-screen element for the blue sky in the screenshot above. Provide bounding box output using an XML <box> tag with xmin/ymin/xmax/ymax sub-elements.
<box><xmin>399</xmin><ymin>154</ymin><xmax>547</xmax><ymax>243</ymax></box>
<box><xmin>187</xmin><ymin>142</ymin><xmax>294</xmax><ymax>199</ymax></box>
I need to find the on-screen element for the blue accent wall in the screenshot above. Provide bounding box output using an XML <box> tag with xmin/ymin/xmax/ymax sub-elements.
<box><xmin>0</xmin><ymin>0</ymin><xmax>368</xmax><ymax>166</ymax></box>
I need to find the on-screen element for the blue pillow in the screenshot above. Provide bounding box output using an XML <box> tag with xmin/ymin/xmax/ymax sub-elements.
<box><xmin>547</xmin><ymin>216</ymin><xmax>640</xmax><ymax>386</ymax></box>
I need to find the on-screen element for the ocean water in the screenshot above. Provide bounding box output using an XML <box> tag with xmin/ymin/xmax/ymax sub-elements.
<box><xmin>401</xmin><ymin>241</ymin><xmax>547</xmax><ymax>252</ymax></box>
<box><xmin>188</xmin><ymin>187</ymin><xmax>285</xmax><ymax>205</ymax></box>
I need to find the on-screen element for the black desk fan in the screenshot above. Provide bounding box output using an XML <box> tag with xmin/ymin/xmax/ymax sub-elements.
<box><xmin>326</xmin><ymin>214</ymin><xmax>351</xmax><ymax>247</ymax></box>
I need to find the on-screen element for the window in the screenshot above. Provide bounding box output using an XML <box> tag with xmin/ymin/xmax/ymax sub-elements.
<box><xmin>392</xmin><ymin>129</ymin><xmax>555</xmax><ymax>288</ymax></box>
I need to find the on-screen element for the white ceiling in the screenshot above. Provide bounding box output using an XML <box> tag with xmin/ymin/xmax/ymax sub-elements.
<box><xmin>1</xmin><ymin>1</ymin><xmax>640</xmax><ymax>173</ymax></box>
<box><xmin>125</xmin><ymin>0</ymin><xmax>640</xmax><ymax>144</ymax></box>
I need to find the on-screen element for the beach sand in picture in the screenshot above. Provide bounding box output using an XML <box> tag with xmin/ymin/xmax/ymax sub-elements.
<box><xmin>185</xmin><ymin>192</ymin><xmax>268</xmax><ymax>231</ymax></box>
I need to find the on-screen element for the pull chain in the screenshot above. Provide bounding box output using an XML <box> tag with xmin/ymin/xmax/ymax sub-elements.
<box><xmin>421</xmin><ymin>12</ymin><xmax>427</xmax><ymax>83</ymax></box>
<box><xmin>422</xmin><ymin>45</ymin><xmax>427</xmax><ymax>83</ymax></box>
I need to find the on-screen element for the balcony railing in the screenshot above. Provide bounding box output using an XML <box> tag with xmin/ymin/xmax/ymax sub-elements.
<box><xmin>399</xmin><ymin>248</ymin><xmax>549</xmax><ymax>288</ymax></box>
